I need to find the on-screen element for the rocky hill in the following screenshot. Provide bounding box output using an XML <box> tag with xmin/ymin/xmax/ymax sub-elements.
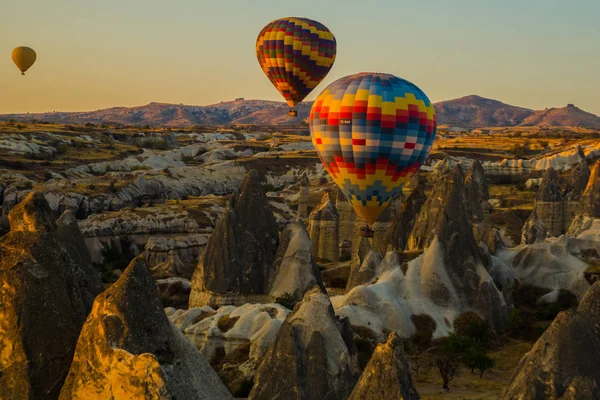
<box><xmin>434</xmin><ymin>95</ymin><xmax>535</xmax><ymax>128</ymax></box>
<box><xmin>520</xmin><ymin>104</ymin><xmax>600</xmax><ymax>129</ymax></box>
<box><xmin>1</xmin><ymin>96</ymin><xmax>599</xmax><ymax>128</ymax></box>
<box><xmin>0</xmin><ymin>100</ymin><xmax>312</xmax><ymax>127</ymax></box>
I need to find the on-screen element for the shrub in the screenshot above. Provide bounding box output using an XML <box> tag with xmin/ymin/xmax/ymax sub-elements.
<box><xmin>463</xmin><ymin>345</ymin><xmax>495</xmax><ymax>377</ymax></box>
<box><xmin>453</xmin><ymin>313</ymin><xmax>492</xmax><ymax>347</ymax></box>
<box><xmin>275</xmin><ymin>292</ymin><xmax>296</xmax><ymax>310</ymax></box>
<box><xmin>411</xmin><ymin>314</ymin><xmax>436</xmax><ymax>347</ymax></box>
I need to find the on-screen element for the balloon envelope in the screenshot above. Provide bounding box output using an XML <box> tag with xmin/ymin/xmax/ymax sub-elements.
<box><xmin>12</xmin><ymin>46</ymin><xmax>37</xmax><ymax>75</ymax></box>
<box><xmin>309</xmin><ymin>73</ymin><xmax>437</xmax><ymax>224</ymax></box>
<box><xmin>256</xmin><ymin>17</ymin><xmax>336</xmax><ymax>110</ymax></box>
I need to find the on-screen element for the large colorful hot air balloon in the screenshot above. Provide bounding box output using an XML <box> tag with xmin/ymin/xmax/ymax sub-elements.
<box><xmin>12</xmin><ymin>46</ymin><xmax>37</xmax><ymax>75</ymax></box>
<box><xmin>309</xmin><ymin>73</ymin><xmax>437</xmax><ymax>228</ymax></box>
<box><xmin>256</xmin><ymin>17</ymin><xmax>336</xmax><ymax>117</ymax></box>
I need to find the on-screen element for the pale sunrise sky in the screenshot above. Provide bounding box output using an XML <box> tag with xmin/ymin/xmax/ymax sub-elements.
<box><xmin>1</xmin><ymin>0</ymin><xmax>599</xmax><ymax>114</ymax></box>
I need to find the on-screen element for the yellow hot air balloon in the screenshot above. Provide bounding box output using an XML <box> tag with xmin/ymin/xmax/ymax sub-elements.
<box><xmin>12</xmin><ymin>46</ymin><xmax>37</xmax><ymax>75</ymax></box>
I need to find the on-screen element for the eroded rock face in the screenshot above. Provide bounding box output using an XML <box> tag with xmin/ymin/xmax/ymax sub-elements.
<box><xmin>335</xmin><ymin>165</ymin><xmax>507</xmax><ymax>338</ymax></box>
<box><xmin>501</xmin><ymin>282</ymin><xmax>600</xmax><ymax>400</ymax></box>
<box><xmin>249</xmin><ymin>287</ymin><xmax>359</xmax><ymax>400</ymax></box>
<box><xmin>8</xmin><ymin>191</ymin><xmax>56</xmax><ymax>232</ymax></box>
<box><xmin>535</xmin><ymin>167</ymin><xmax>565</xmax><ymax>236</ymax></box>
<box><xmin>384</xmin><ymin>184</ymin><xmax>426</xmax><ymax>252</ymax></box>
<box><xmin>60</xmin><ymin>257</ymin><xmax>232</xmax><ymax>400</ymax></box>
<box><xmin>190</xmin><ymin>169</ymin><xmax>279</xmax><ymax>307</ymax></box>
<box><xmin>297</xmin><ymin>173</ymin><xmax>310</xmax><ymax>219</ymax></box>
<box><xmin>346</xmin><ymin>238</ymin><xmax>382</xmax><ymax>291</ymax></box>
<box><xmin>143</xmin><ymin>235</ymin><xmax>206</xmax><ymax>279</ymax></box>
<box><xmin>308</xmin><ymin>192</ymin><xmax>340</xmax><ymax>262</ymax></box>
<box><xmin>580</xmin><ymin>161</ymin><xmax>600</xmax><ymax>218</ymax></box>
<box><xmin>465</xmin><ymin>160</ymin><xmax>490</xmax><ymax>222</ymax></box>
<box><xmin>269</xmin><ymin>221</ymin><xmax>326</xmax><ymax>304</ymax></box>
<box><xmin>348</xmin><ymin>332</ymin><xmax>420</xmax><ymax>400</ymax></box>
<box><xmin>169</xmin><ymin>303</ymin><xmax>290</xmax><ymax>397</ymax></box>
<box><xmin>521</xmin><ymin>210</ymin><xmax>548</xmax><ymax>244</ymax></box>
<box><xmin>0</xmin><ymin>192</ymin><xmax>101</xmax><ymax>400</ymax></box>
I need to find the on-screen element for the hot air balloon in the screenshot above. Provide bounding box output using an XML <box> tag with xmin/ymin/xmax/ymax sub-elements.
<box><xmin>12</xmin><ymin>46</ymin><xmax>37</xmax><ymax>75</ymax></box>
<box><xmin>309</xmin><ymin>72</ymin><xmax>437</xmax><ymax>233</ymax></box>
<box><xmin>256</xmin><ymin>17</ymin><xmax>336</xmax><ymax>117</ymax></box>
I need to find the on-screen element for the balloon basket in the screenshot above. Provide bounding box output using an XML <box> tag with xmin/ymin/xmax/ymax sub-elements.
<box><xmin>288</xmin><ymin>109</ymin><xmax>298</xmax><ymax>117</ymax></box>
<box><xmin>359</xmin><ymin>225</ymin><xmax>374</xmax><ymax>238</ymax></box>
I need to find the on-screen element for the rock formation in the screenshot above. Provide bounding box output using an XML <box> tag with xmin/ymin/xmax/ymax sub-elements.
<box><xmin>56</xmin><ymin>210</ymin><xmax>104</xmax><ymax>307</ymax></box>
<box><xmin>348</xmin><ymin>333</ymin><xmax>420</xmax><ymax>400</ymax></box>
<box><xmin>0</xmin><ymin>192</ymin><xmax>102</xmax><ymax>400</ymax></box>
<box><xmin>249</xmin><ymin>287</ymin><xmax>359</xmax><ymax>400</ymax></box>
<box><xmin>190</xmin><ymin>170</ymin><xmax>279</xmax><ymax>307</ymax></box>
<box><xmin>169</xmin><ymin>303</ymin><xmax>290</xmax><ymax>397</ymax></box>
<box><xmin>60</xmin><ymin>257</ymin><xmax>233</xmax><ymax>400</ymax></box>
<box><xmin>384</xmin><ymin>183</ymin><xmax>426</xmax><ymax>252</ymax></box>
<box><xmin>269</xmin><ymin>222</ymin><xmax>327</xmax><ymax>304</ymax></box>
<box><xmin>563</xmin><ymin>160</ymin><xmax>591</xmax><ymax>224</ymax></box>
<box><xmin>521</xmin><ymin>209</ymin><xmax>548</xmax><ymax>244</ymax></box>
<box><xmin>534</xmin><ymin>167</ymin><xmax>564</xmax><ymax>236</ymax></box>
<box><xmin>336</xmin><ymin>188</ymin><xmax>359</xmax><ymax>257</ymax></box>
<box><xmin>335</xmin><ymin>165</ymin><xmax>508</xmax><ymax>338</ymax></box>
<box><xmin>580</xmin><ymin>161</ymin><xmax>600</xmax><ymax>217</ymax></box>
<box><xmin>156</xmin><ymin>277</ymin><xmax>191</xmax><ymax>309</ymax></box>
<box><xmin>335</xmin><ymin>188</ymin><xmax>399</xmax><ymax>255</ymax></box>
<box><xmin>308</xmin><ymin>192</ymin><xmax>340</xmax><ymax>262</ymax></box>
<box><xmin>346</xmin><ymin>238</ymin><xmax>382</xmax><ymax>291</ymax></box>
<box><xmin>501</xmin><ymin>282</ymin><xmax>600</xmax><ymax>400</ymax></box>
<box><xmin>465</xmin><ymin>160</ymin><xmax>490</xmax><ymax>222</ymax></box>
<box><xmin>143</xmin><ymin>235</ymin><xmax>206</xmax><ymax>279</ymax></box>
<box><xmin>297</xmin><ymin>173</ymin><xmax>310</xmax><ymax>219</ymax></box>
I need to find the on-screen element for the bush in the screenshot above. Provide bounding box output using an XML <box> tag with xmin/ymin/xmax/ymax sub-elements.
<box><xmin>453</xmin><ymin>313</ymin><xmax>492</xmax><ymax>347</ymax></box>
<box><xmin>463</xmin><ymin>345</ymin><xmax>495</xmax><ymax>378</ymax></box>
<box><xmin>275</xmin><ymin>292</ymin><xmax>296</xmax><ymax>310</ymax></box>
<box><xmin>411</xmin><ymin>314</ymin><xmax>436</xmax><ymax>347</ymax></box>
<box><xmin>93</xmin><ymin>238</ymin><xmax>134</xmax><ymax>282</ymax></box>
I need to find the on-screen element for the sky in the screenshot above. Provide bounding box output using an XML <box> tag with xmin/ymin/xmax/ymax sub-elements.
<box><xmin>1</xmin><ymin>0</ymin><xmax>599</xmax><ymax>114</ymax></box>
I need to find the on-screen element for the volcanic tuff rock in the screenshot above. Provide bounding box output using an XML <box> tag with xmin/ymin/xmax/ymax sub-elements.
<box><xmin>334</xmin><ymin>164</ymin><xmax>507</xmax><ymax>338</ymax></box>
<box><xmin>535</xmin><ymin>167</ymin><xmax>565</xmax><ymax>236</ymax></box>
<box><xmin>156</xmin><ymin>277</ymin><xmax>191</xmax><ymax>309</ymax></box>
<box><xmin>59</xmin><ymin>257</ymin><xmax>232</xmax><ymax>400</ymax></box>
<box><xmin>501</xmin><ymin>282</ymin><xmax>600</xmax><ymax>400</ymax></box>
<box><xmin>564</xmin><ymin>160</ymin><xmax>590</xmax><ymax>201</ymax></box>
<box><xmin>168</xmin><ymin>302</ymin><xmax>290</xmax><ymax>396</ymax></box>
<box><xmin>190</xmin><ymin>169</ymin><xmax>279</xmax><ymax>307</ymax></box>
<box><xmin>413</xmin><ymin>165</ymin><xmax>506</xmax><ymax>327</ymax></box>
<box><xmin>580</xmin><ymin>161</ymin><xmax>600</xmax><ymax>217</ymax></box>
<box><xmin>564</xmin><ymin>160</ymin><xmax>591</xmax><ymax>225</ymax></box>
<box><xmin>309</xmin><ymin>191</ymin><xmax>340</xmax><ymax>262</ymax></box>
<box><xmin>465</xmin><ymin>159</ymin><xmax>490</xmax><ymax>222</ymax></box>
<box><xmin>348</xmin><ymin>332</ymin><xmax>420</xmax><ymax>400</ymax></box>
<box><xmin>0</xmin><ymin>192</ymin><xmax>102</xmax><ymax>400</ymax></box>
<box><xmin>384</xmin><ymin>183</ymin><xmax>426</xmax><ymax>252</ymax></box>
<box><xmin>249</xmin><ymin>286</ymin><xmax>359</xmax><ymax>400</ymax></box>
<box><xmin>521</xmin><ymin>209</ymin><xmax>549</xmax><ymax>244</ymax></box>
<box><xmin>334</xmin><ymin>188</ymin><xmax>399</xmax><ymax>255</ymax></box>
<box><xmin>269</xmin><ymin>221</ymin><xmax>327</xmax><ymax>304</ymax></box>
<box><xmin>297</xmin><ymin>172</ymin><xmax>310</xmax><ymax>219</ymax></box>
<box><xmin>346</xmin><ymin>238</ymin><xmax>382</xmax><ymax>291</ymax></box>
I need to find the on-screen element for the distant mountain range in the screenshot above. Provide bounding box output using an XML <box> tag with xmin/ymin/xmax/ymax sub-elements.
<box><xmin>2</xmin><ymin>95</ymin><xmax>599</xmax><ymax>129</ymax></box>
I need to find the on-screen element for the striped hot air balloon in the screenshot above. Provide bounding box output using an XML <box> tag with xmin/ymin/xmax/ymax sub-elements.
<box><xmin>309</xmin><ymin>72</ymin><xmax>437</xmax><ymax>226</ymax></box>
<box><xmin>12</xmin><ymin>46</ymin><xmax>37</xmax><ymax>75</ymax></box>
<box><xmin>256</xmin><ymin>17</ymin><xmax>336</xmax><ymax>117</ymax></box>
